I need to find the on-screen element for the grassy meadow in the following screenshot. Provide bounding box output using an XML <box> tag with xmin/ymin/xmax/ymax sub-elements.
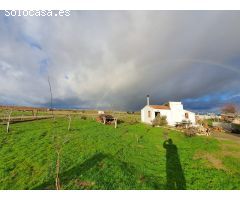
<box><xmin>0</xmin><ymin>116</ymin><xmax>240</xmax><ymax>190</ymax></box>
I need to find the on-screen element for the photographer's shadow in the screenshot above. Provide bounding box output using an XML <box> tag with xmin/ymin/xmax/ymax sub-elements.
<box><xmin>163</xmin><ymin>139</ymin><xmax>186</xmax><ymax>189</ymax></box>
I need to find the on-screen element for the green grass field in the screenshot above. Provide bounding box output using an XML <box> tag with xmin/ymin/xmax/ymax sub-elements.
<box><xmin>0</xmin><ymin>117</ymin><xmax>240</xmax><ymax>190</ymax></box>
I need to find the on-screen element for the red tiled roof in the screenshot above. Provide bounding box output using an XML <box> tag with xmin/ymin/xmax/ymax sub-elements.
<box><xmin>149</xmin><ymin>105</ymin><xmax>170</xmax><ymax>110</ymax></box>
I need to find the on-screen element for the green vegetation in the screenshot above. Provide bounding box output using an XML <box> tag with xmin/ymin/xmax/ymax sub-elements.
<box><xmin>204</xmin><ymin>119</ymin><xmax>214</xmax><ymax>127</ymax></box>
<box><xmin>0</xmin><ymin>110</ymin><xmax>50</xmax><ymax>117</ymax></box>
<box><xmin>0</xmin><ymin>117</ymin><xmax>240</xmax><ymax>190</ymax></box>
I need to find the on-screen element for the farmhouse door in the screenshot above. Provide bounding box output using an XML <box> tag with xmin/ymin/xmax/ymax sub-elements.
<box><xmin>155</xmin><ymin>112</ymin><xmax>160</xmax><ymax>118</ymax></box>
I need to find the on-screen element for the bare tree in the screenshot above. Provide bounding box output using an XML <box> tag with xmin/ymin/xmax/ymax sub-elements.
<box><xmin>221</xmin><ymin>104</ymin><xmax>237</xmax><ymax>114</ymax></box>
<box><xmin>67</xmin><ymin>114</ymin><xmax>72</xmax><ymax>131</ymax></box>
<box><xmin>47</xmin><ymin>76</ymin><xmax>55</xmax><ymax>119</ymax></box>
<box><xmin>55</xmin><ymin>149</ymin><xmax>61</xmax><ymax>190</ymax></box>
<box><xmin>135</xmin><ymin>135</ymin><xmax>139</xmax><ymax>143</ymax></box>
<box><xmin>5</xmin><ymin>110</ymin><xmax>12</xmax><ymax>133</ymax></box>
<box><xmin>53</xmin><ymin>135</ymin><xmax>70</xmax><ymax>190</ymax></box>
<box><xmin>52</xmin><ymin>134</ymin><xmax>62</xmax><ymax>190</ymax></box>
<box><xmin>47</xmin><ymin>76</ymin><xmax>61</xmax><ymax>189</ymax></box>
<box><xmin>114</xmin><ymin>118</ymin><xmax>118</xmax><ymax>128</ymax></box>
<box><xmin>52</xmin><ymin>135</ymin><xmax>61</xmax><ymax>190</ymax></box>
<box><xmin>110</xmin><ymin>103</ymin><xmax>118</xmax><ymax>128</ymax></box>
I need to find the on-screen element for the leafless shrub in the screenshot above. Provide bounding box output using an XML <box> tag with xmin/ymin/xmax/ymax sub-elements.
<box><xmin>184</xmin><ymin>127</ymin><xmax>197</xmax><ymax>137</ymax></box>
<box><xmin>221</xmin><ymin>104</ymin><xmax>237</xmax><ymax>114</ymax></box>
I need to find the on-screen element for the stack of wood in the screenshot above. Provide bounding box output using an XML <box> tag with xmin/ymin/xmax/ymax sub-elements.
<box><xmin>96</xmin><ymin>114</ymin><xmax>115</xmax><ymax>124</ymax></box>
<box><xmin>232</xmin><ymin>118</ymin><xmax>240</xmax><ymax>125</ymax></box>
<box><xmin>179</xmin><ymin>125</ymin><xmax>212</xmax><ymax>137</ymax></box>
<box><xmin>232</xmin><ymin>118</ymin><xmax>240</xmax><ymax>133</ymax></box>
<box><xmin>96</xmin><ymin>114</ymin><xmax>118</xmax><ymax>128</ymax></box>
<box><xmin>221</xmin><ymin>113</ymin><xmax>237</xmax><ymax>123</ymax></box>
<box><xmin>196</xmin><ymin>125</ymin><xmax>211</xmax><ymax>136</ymax></box>
<box><xmin>211</xmin><ymin>126</ymin><xmax>223</xmax><ymax>132</ymax></box>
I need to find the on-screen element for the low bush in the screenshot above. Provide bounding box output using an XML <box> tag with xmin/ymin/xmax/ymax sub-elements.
<box><xmin>81</xmin><ymin>115</ymin><xmax>87</xmax><ymax>120</ymax></box>
<box><xmin>152</xmin><ymin>115</ymin><xmax>167</xmax><ymax>127</ymax></box>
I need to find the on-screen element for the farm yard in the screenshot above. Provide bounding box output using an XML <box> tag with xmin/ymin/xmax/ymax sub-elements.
<box><xmin>0</xmin><ymin>111</ymin><xmax>240</xmax><ymax>190</ymax></box>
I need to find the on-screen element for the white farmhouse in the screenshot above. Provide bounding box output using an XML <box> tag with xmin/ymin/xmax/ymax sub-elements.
<box><xmin>141</xmin><ymin>95</ymin><xmax>196</xmax><ymax>126</ymax></box>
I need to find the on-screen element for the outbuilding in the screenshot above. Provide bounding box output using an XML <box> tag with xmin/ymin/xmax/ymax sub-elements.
<box><xmin>141</xmin><ymin>95</ymin><xmax>196</xmax><ymax>126</ymax></box>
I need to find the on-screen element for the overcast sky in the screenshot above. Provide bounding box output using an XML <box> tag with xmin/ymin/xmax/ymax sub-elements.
<box><xmin>0</xmin><ymin>11</ymin><xmax>240</xmax><ymax>112</ymax></box>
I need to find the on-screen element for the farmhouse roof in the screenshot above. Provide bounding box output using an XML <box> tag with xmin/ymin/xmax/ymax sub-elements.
<box><xmin>149</xmin><ymin>105</ymin><xmax>170</xmax><ymax>110</ymax></box>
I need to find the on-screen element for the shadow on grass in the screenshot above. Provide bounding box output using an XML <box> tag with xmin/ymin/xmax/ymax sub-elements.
<box><xmin>33</xmin><ymin>153</ymin><xmax>106</xmax><ymax>189</ymax></box>
<box><xmin>33</xmin><ymin>152</ymin><xmax>164</xmax><ymax>190</ymax></box>
<box><xmin>163</xmin><ymin>139</ymin><xmax>186</xmax><ymax>190</ymax></box>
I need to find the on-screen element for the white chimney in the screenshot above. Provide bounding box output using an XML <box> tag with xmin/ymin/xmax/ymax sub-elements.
<box><xmin>147</xmin><ymin>95</ymin><xmax>150</xmax><ymax>105</ymax></box>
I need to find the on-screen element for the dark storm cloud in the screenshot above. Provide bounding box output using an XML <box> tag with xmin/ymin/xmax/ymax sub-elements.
<box><xmin>0</xmin><ymin>11</ymin><xmax>240</xmax><ymax>111</ymax></box>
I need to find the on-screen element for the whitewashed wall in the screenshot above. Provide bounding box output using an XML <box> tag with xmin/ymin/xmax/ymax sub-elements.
<box><xmin>141</xmin><ymin>106</ymin><xmax>154</xmax><ymax>124</ymax></box>
<box><xmin>141</xmin><ymin>103</ymin><xmax>196</xmax><ymax>126</ymax></box>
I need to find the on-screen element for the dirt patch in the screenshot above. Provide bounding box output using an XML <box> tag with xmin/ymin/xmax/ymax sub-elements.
<box><xmin>75</xmin><ymin>179</ymin><xmax>95</xmax><ymax>188</ymax></box>
<box><xmin>193</xmin><ymin>151</ymin><xmax>226</xmax><ymax>170</ymax></box>
<box><xmin>212</xmin><ymin>132</ymin><xmax>240</xmax><ymax>144</ymax></box>
<box><xmin>222</xmin><ymin>151</ymin><xmax>240</xmax><ymax>159</ymax></box>
<box><xmin>220</xmin><ymin>143</ymin><xmax>240</xmax><ymax>159</ymax></box>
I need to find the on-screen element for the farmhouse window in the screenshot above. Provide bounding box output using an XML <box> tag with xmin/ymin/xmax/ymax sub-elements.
<box><xmin>185</xmin><ymin>113</ymin><xmax>189</xmax><ymax>119</ymax></box>
<box><xmin>148</xmin><ymin>111</ymin><xmax>151</xmax><ymax>118</ymax></box>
